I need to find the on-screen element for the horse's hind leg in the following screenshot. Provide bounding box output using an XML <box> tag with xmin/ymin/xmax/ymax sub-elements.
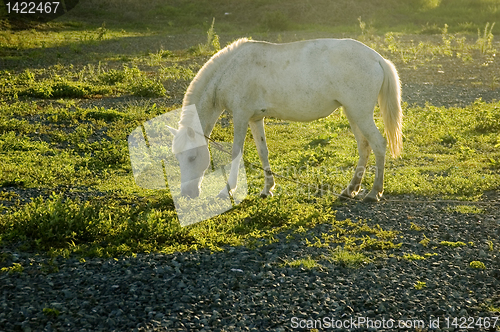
<box><xmin>357</xmin><ymin>119</ymin><xmax>386</xmax><ymax>202</ymax></box>
<box><xmin>341</xmin><ymin>122</ymin><xmax>371</xmax><ymax>199</ymax></box>
<box><xmin>249</xmin><ymin>118</ymin><xmax>275</xmax><ymax>197</ymax></box>
<box><xmin>344</xmin><ymin>107</ymin><xmax>386</xmax><ymax>202</ymax></box>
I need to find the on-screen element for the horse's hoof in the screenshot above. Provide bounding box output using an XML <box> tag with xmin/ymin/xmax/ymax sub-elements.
<box><xmin>362</xmin><ymin>195</ymin><xmax>380</xmax><ymax>203</ymax></box>
<box><xmin>260</xmin><ymin>191</ymin><xmax>273</xmax><ymax>198</ymax></box>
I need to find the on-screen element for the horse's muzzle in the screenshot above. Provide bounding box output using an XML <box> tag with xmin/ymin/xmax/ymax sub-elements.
<box><xmin>180</xmin><ymin>179</ymin><xmax>201</xmax><ymax>198</ymax></box>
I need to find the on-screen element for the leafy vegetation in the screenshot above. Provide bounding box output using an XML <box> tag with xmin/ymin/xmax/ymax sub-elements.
<box><xmin>440</xmin><ymin>241</ymin><xmax>467</xmax><ymax>247</ymax></box>
<box><xmin>283</xmin><ymin>256</ymin><xmax>322</xmax><ymax>270</ymax></box>
<box><xmin>0</xmin><ymin>0</ymin><xmax>499</xmax><ymax>260</ymax></box>
<box><xmin>327</xmin><ymin>248</ymin><xmax>369</xmax><ymax>268</ymax></box>
<box><xmin>403</xmin><ymin>253</ymin><xmax>426</xmax><ymax>261</ymax></box>
<box><xmin>42</xmin><ymin>307</ymin><xmax>60</xmax><ymax>317</ymax></box>
<box><xmin>0</xmin><ymin>74</ymin><xmax>499</xmax><ymax>258</ymax></box>
<box><xmin>469</xmin><ymin>260</ymin><xmax>487</xmax><ymax>269</ymax></box>
<box><xmin>414</xmin><ymin>281</ymin><xmax>427</xmax><ymax>290</ymax></box>
<box><xmin>0</xmin><ymin>262</ymin><xmax>23</xmax><ymax>274</ymax></box>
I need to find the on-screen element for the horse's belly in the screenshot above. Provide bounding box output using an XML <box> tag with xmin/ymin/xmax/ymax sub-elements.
<box><xmin>264</xmin><ymin>99</ymin><xmax>341</xmax><ymax>122</ymax></box>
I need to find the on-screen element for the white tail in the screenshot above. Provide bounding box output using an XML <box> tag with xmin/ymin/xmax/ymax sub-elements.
<box><xmin>378</xmin><ymin>58</ymin><xmax>403</xmax><ymax>157</ymax></box>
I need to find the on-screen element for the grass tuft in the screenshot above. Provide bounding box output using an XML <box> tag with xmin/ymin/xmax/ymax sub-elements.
<box><xmin>469</xmin><ymin>260</ymin><xmax>486</xmax><ymax>269</ymax></box>
<box><xmin>327</xmin><ymin>248</ymin><xmax>368</xmax><ymax>268</ymax></box>
<box><xmin>283</xmin><ymin>256</ymin><xmax>321</xmax><ymax>269</ymax></box>
<box><xmin>414</xmin><ymin>281</ymin><xmax>426</xmax><ymax>290</ymax></box>
<box><xmin>440</xmin><ymin>241</ymin><xmax>467</xmax><ymax>248</ymax></box>
<box><xmin>0</xmin><ymin>262</ymin><xmax>23</xmax><ymax>274</ymax></box>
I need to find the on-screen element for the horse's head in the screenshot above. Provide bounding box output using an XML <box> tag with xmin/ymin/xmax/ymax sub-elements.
<box><xmin>168</xmin><ymin>125</ymin><xmax>210</xmax><ymax>198</ymax></box>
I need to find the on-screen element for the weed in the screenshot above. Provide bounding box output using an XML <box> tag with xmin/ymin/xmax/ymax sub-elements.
<box><xmin>410</xmin><ymin>222</ymin><xmax>423</xmax><ymax>231</ymax></box>
<box><xmin>476</xmin><ymin>22</ymin><xmax>496</xmax><ymax>54</ymax></box>
<box><xmin>1</xmin><ymin>262</ymin><xmax>23</xmax><ymax>274</ymax></box>
<box><xmin>21</xmin><ymin>80</ymin><xmax>111</xmax><ymax>99</ymax></box>
<box><xmin>403</xmin><ymin>253</ymin><xmax>426</xmax><ymax>261</ymax></box>
<box><xmin>419</xmin><ymin>235</ymin><xmax>430</xmax><ymax>247</ymax></box>
<box><xmin>414</xmin><ymin>281</ymin><xmax>426</xmax><ymax>290</ymax></box>
<box><xmin>469</xmin><ymin>260</ymin><xmax>486</xmax><ymax>269</ymax></box>
<box><xmin>474</xmin><ymin>102</ymin><xmax>500</xmax><ymax>133</ymax></box>
<box><xmin>440</xmin><ymin>241</ymin><xmax>467</xmax><ymax>247</ymax></box>
<box><xmin>159</xmin><ymin>64</ymin><xmax>195</xmax><ymax>81</ymax></box>
<box><xmin>41</xmin><ymin>258</ymin><xmax>59</xmax><ymax>274</ymax></box>
<box><xmin>98</xmin><ymin>69</ymin><xmax>127</xmax><ymax>85</ymax></box>
<box><xmin>327</xmin><ymin>248</ymin><xmax>368</xmax><ymax>268</ymax></box>
<box><xmin>42</xmin><ymin>308</ymin><xmax>60</xmax><ymax>317</ymax></box>
<box><xmin>284</xmin><ymin>256</ymin><xmax>321</xmax><ymax>269</ymax></box>
<box><xmin>446</xmin><ymin>205</ymin><xmax>483</xmax><ymax>214</ymax></box>
<box><xmin>80</xmin><ymin>23</ymin><xmax>108</xmax><ymax>44</ymax></box>
<box><xmin>190</xmin><ymin>18</ymin><xmax>221</xmax><ymax>55</ymax></box>
<box><xmin>441</xmin><ymin>24</ymin><xmax>454</xmax><ymax>56</ymax></box>
<box><xmin>128</xmin><ymin>77</ymin><xmax>166</xmax><ymax>97</ymax></box>
<box><xmin>483</xmin><ymin>298</ymin><xmax>500</xmax><ymax>313</ymax></box>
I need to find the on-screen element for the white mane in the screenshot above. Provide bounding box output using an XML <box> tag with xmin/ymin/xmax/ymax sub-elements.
<box><xmin>172</xmin><ymin>38</ymin><xmax>251</xmax><ymax>155</ymax></box>
<box><xmin>172</xmin><ymin>105</ymin><xmax>206</xmax><ymax>154</ymax></box>
<box><xmin>183</xmin><ymin>38</ymin><xmax>250</xmax><ymax>108</ymax></box>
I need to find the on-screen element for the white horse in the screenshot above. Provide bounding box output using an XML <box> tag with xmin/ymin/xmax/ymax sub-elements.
<box><xmin>167</xmin><ymin>38</ymin><xmax>402</xmax><ymax>202</ymax></box>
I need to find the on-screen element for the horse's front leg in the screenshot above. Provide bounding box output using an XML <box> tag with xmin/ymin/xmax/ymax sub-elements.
<box><xmin>249</xmin><ymin>119</ymin><xmax>275</xmax><ymax>197</ymax></box>
<box><xmin>217</xmin><ymin>119</ymin><xmax>247</xmax><ymax>198</ymax></box>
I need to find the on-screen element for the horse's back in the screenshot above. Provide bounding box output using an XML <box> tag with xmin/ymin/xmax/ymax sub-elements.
<box><xmin>239</xmin><ymin>38</ymin><xmax>382</xmax><ymax>69</ymax></box>
<box><xmin>217</xmin><ymin>39</ymin><xmax>385</xmax><ymax>121</ymax></box>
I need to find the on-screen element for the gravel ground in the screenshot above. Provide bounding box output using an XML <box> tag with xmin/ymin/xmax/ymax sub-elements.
<box><xmin>1</xmin><ymin>196</ymin><xmax>500</xmax><ymax>332</ymax></box>
<box><xmin>402</xmin><ymin>83</ymin><xmax>500</xmax><ymax>108</ymax></box>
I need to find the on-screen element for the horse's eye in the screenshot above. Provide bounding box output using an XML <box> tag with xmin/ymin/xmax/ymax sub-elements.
<box><xmin>188</xmin><ymin>156</ymin><xmax>196</xmax><ymax>162</ymax></box>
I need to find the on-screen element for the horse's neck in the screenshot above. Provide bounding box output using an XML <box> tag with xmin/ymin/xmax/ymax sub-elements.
<box><xmin>183</xmin><ymin>97</ymin><xmax>222</xmax><ymax>138</ymax></box>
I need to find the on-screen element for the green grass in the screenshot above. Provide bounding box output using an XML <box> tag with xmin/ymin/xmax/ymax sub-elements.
<box><xmin>446</xmin><ymin>205</ymin><xmax>484</xmax><ymax>214</ymax></box>
<box><xmin>42</xmin><ymin>307</ymin><xmax>60</xmax><ymax>317</ymax></box>
<box><xmin>414</xmin><ymin>280</ymin><xmax>427</xmax><ymax>290</ymax></box>
<box><xmin>0</xmin><ymin>262</ymin><xmax>24</xmax><ymax>274</ymax></box>
<box><xmin>403</xmin><ymin>253</ymin><xmax>426</xmax><ymax>261</ymax></box>
<box><xmin>470</xmin><ymin>260</ymin><xmax>487</xmax><ymax>269</ymax></box>
<box><xmin>0</xmin><ymin>96</ymin><xmax>499</xmax><ymax>257</ymax></box>
<box><xmin>440</xmin><ymin>241</ymin><xmax>468</xmax><ymax>248</ymax></box>
<box><xmin>283</xmin><ymin>256</ymin><xmax>322</xmax><ymax>270</ymax></box>
<box><xmin>327</xmin><ymin>248</ymin><xmax>369</xmax><ymax>268</ymax></box>
<box><xmin>0</xmin><ymin>1</ymin><xmax>499</xmax><ymax>259</ymax></box>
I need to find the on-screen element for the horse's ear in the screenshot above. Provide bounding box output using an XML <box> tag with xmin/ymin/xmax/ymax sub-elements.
<box><xmin>187</xmin><ymin>127</ymin><xmax>195</xmax><ymax>139</ymax></box>
<box><xmin>167</xmin><ymin>126</ymin><xmax>178</xmax><ymax>136</ymax></box>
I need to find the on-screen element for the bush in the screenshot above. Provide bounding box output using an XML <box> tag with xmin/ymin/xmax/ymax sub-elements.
<box><xmin>98</xmin><ymin>69</ymin><xmax>127</xmax><ymax>85</ymax></box>
<box><xmin>128</xmin><ymin>77</ymin><xmax>166</xmax><ymax>97</ymax></box>
<box><xmin>23</xmin><ymin>80</ymin><xmax>111</xmax><ymax>99</ymax></box>
<box><xmin>470</xmin><ymin>260</ymin><xmax>486</xmax><ymax>269</ymax></box>
<box><xmin>475</xmin><ymin>106</ymin><xmax>500</xmax><ymax>133</ymax></box>
<box><xmin>1</xmin><ymin>194</ymin><xmax>102</xmax><ymax>249</ymax></box>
